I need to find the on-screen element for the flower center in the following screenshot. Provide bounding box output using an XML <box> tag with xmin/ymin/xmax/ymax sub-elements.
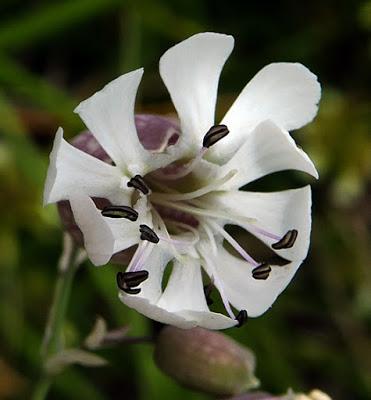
<box><xmin>101</xmin><ymin>124</ymin><xmax>299</xmax><ymax>323</ymax></box>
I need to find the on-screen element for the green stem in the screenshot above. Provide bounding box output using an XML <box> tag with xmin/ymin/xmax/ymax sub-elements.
<box><xmin>32</xmin><ymin>234</ymin><xmax>80</xmax><ymax>400</ymax></box>
<box><xmin>32</xmin><ymin>377</ymin><xmax>51</xmax><ymax>400</ymax></box>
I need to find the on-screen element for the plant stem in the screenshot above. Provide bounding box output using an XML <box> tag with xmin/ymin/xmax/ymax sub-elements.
<box><xmin>32</xmin><ymin>377</ymin><xmax>51</xmax><ymax>400</ymax></box>
<box><xmin>32</xmin><ymin>234</ymin><xmax>81</xmax><ymax>400</ymax></box>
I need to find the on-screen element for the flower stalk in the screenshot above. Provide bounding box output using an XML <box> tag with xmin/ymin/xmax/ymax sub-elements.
<box><xmin>32</xmin><ymin>234</ymin><xmax>82</xmax><ymax>400</ymax></box>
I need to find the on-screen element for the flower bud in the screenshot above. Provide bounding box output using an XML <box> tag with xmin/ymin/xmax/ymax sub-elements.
<box><xmin>57</xmin><ymin>114</ymin><xmax>180</xmax><ymax>264</ymax></box>
<box><xmin>308</xmin><ymin>390</ymin><xmax>332</xmax><ymax>400</ymax></box>
<box><xmin>226</xmin><ymin>388</ymin><xmax>332</xmax><ymax>400</ymax></box>
<box><xmin>227</xmin><ymin>393</ymin><xmax>276</xmax><ymax>400</ymax></box>
<box><xmin>154</xmin><ymin>326</ymin><xmax>259</xmax><ymax>397</ymax></box>
<box><xmin>287</xmin><ymin>389</ymin><xmax>332</xmax><ymax>400</ymax></box>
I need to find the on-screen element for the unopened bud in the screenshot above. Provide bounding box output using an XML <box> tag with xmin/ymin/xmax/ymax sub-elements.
<box><xmin>308</xmin><ymin>390</ymin><xmax>332</xmax><ymax>400</ymax></box>
<box><xmin>227</xmin><ymin>388</ymin><xmax>332</xmax><ymax>400</ymax></box>
<box><xmin>154</xmin><ymin>326</ymin><xmax>259</xmax><ymax>397</ymax></box>
<box><xmin>286</xmin><ymin>389</ymin><xmax>332</xmax><ymax>400</ymax></box>
<box><xmin>227</xmin><ymin>393</ymin><xmax>276</xmax><ymax>400</ymax></box>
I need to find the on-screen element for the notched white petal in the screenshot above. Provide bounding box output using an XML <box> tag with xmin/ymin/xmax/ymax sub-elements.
<box><xmin>43</xmin><ymin>128</ymin><xmax>127</xmax><ymax>205</ymax></box>
<box><xmin>74</xmin><ymin>69</ymin><xmax>151</xmax><ymax>174</ymax></box>
<box><xmin>110</xmin><ymin>197</ymin><xmax>152</xmax><ymax>254</ymax></box>
<box><xmin>121</xmin><ymin>295</ymin><xmax>192</xmax><ymax>328</ymax></box>
<box><xmin>156</xmin><ymin>258</ymin><xmax>209</xmax><ymax>312</ymax></box>
<box><xmin>160</xmin><ymin>32</ymin><xmax>234</xmax><ymax>147</ymax></box>
<box><xmin>69</xmin><ymin>195</ymin><xmax>146</xmax><ymax>266</ymax></box>
<box><xmin>121</xmin><ymin>295</ymin><xmax>236</xmax><ymax>330</ymax></box>
<box><xmin>211</xmin><ymin>62</ymin><xmax>321</xmax><ymax>162</ymax></box>
<box><xmin>218</xmin><ymin>120</ymin><xmax>318</xmax><ymax>190</ymax></box>
<box><xmin>199</xmin><ymin>243</ymin><xmax>303</xmax><ymax>318</ymax></box>
<box><xmin>178</xmin><ymin>310</ymin><xmax>238</xmax><ymax>329</ymax></box>
<box><xmin>204</xmin><ymin>185</ymin><xmax>312</xmax><ymax>262</ymax></box>
<box><xmin>69</xmin><ymin>195</ymin><xmax>115</xmax><ymax>266</ymax></box>
<box><xmin>120</xmin><ymin>254</ymin><xmax>236</xmax><ymax>329</ymax></box>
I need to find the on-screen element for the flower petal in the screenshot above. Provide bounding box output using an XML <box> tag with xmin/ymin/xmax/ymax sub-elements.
<box><xmin>156</xmin><ymin>258</ymin><xmax>208</xmax><ymax>312</ymax></box>
<box><xmin>176</xmin><ymin>310</ymin><xmax>237</xmax><ymax>330</ymax></box>
<box><xmin>119</xmin><ymin>246</ymin><xmax>192</xmax><ymax>327</ymax></box>
<box><xmin>204</xmin><ymin>185</ymin><xmax>312</xmax><ymax>262</ymax></box>
<box><xmin>43</xmin><ymin>128</ymin><xmax>127</xmax><ymax>205</ymax></box>
<box><xmin>119</xmin><ymin>292</ymin><xmax>237</xmax><ymax>330</ymax></box>
<box><xmin>160</xmin><ymin>32</ymin><xmax>234</xmax><ymax>148</ymax></box>
<box><xmin>110</xmin><ymin>198</ymin><xmax>152</xmax><ymax>254</ymax></box>
<box><xmin>121</xmin><ymin>296</ymin><xmax>194</xmax><ymax>328</ymax></box>
<box><xmin>69</xmin><ymin>195</ymin><xmax>115</xmax><ymax>266</ymax></box>
<box><xmin>203</xmin><ymin>244</ymin><xmax>303</xmax><ymax>317</ymax></box>
<box><xmin>131</xmin><ymin>244</ymin><xmax>174</xmax><ymax>302</ymax></box>
<box><xmin>218</xmin><ymin>120</ymin><xmax>318</xmax><ymax>190</ymax></box>
<box><xmin>121</xmin><ymin>296</ymin><xmax>236</xmax><ymax>330</ymax></box>
<box><xmin>120</xmin><ymin>254</ymin><xmax>236</xmax><ymax>329</ymax></box>
<box><xmin>69</xmin><ymin>194</ymin><xmax>145</xmax><ymax>266</ymax></box>
<box><xmin>210</xmin><ymin>62</ymin><xmax>321</xmax><ymax>162</ymax></box>
<box><xmin>74</xmin><ymin>69</ymin><xmax>152</xmax><ymax>175</ymax></box>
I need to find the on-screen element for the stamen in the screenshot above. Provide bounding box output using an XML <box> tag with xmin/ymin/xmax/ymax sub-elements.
<box><xmin>252</xmin><ymin>263</ymin><xmax>271</xmax><ymax>280</ymax></box>
<box><xmin>150</xmin><ymin>232</ymin><xmax>192</xmax><ymax>261</ymax></box>
<box><xmin>120</xmin><ymin>287</ymin><xmax>141</xmax><ymax>295</ymax></box>
<box><xmin>127</xmin><ymin>175</ymin><xmax>150</xmax><ymax>195</ymax></box>
<box><xmin>203</xmin><ymin>124</ymin><xmax>229</xmax><ymax>148</ymax></box>
<box><xmin>272</xmin><ymin>229</ymin><xmax>298</xmax><ymax>249</ymax></box>
<box><xmin>127</xmin><ymin>241</ymin><xmax>147</xmax><ymax>273</ymax></box>
<box><xmin>151</xmin><ymin>208</ymin><xmax>183</xmax><ymax>261</ymax></box>
<box><xmin>152</xmin><ymin>169</ymin><xmax>237</xmax><ymax>202</ymax></box>
<box><xmin>235</xmin><ymin>310</ymin><xmax>248</xmax><ymax>328</ymax></box>
<box><xmin>213</xmin><ymin>274</ymin><xmax>235</xmax><ymax>319</ymax></box>
<box><xmin>245</xmin><ymin>225</ymin><xmax>281</xmax><ymax>241</ymax></box>
<box><xmin>129</xmin><ymin>242</ymin><xmax>154</xmax><ymax>273</ymax></box>
<box><xmin>210</xmin><ymin>222</ymin><xmax>260</xmax><ymax>267</ymax></box>
<box><xmin>202</xmin><ymin>255</ymin><xmax>235</xmax><ymax>319</ymax></box>
<box><xmin>152</xmin><ymin>198</ymin><xmax>256</xmax><ymax>225</ymax></box>
<box><xmin>203</xmin><ymin>283</ymin><xmax>214</xmax><ymax>306</ymax></box>
<box><xmin>159</xmin><ymin>219</ymin><xmax>200</xmax><ymax>248</ymax></box>
<box><xmin>149</xmin><ymin>125</ymin><xmax>228</xmax><ymax>181</ymax></box>
<box><xmin>153</xmin><ymin>147</ymin><xmax>207</xmax><ymax>181</ymax></box>
<box><xmin>139</xmin><ymin>224</ymin><xmax>159</xmax><ymax>243</ymax></box>
<box><xmin>202</xmin><ymin>216</ymin><xmax>294</xmax><ymax>248</ymax></box>
<box><xmin>101</xmin><ymin>205</ymin><xmax>138</xmax><ymax>221</ymax></box>
<box><xmin>200</xmin><ymin>221</ymin><xmax>218</xmax><ymax>255</ymax></box>
<box><xmin>120</xmin><ymin>270</ymin><xmax>149</xmax><ymax>287</ymax></box>
<box><xmin>116</xmin><ymin>272</ymin><xmax>141</xmax><ymax>294</ymax></box>
<box><xmin>158</xmin><ymin>234</ymin><xmax>196</xmax><ymax>247</ymax></box>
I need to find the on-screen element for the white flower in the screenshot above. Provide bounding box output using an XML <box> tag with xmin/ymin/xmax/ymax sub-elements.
<box><xmin>44</xmin><ymin>32</ymin><xmax>320</xmax><ymax>330</ymax></box>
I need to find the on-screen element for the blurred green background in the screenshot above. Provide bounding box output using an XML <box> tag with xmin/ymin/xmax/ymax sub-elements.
<box><xmin>0</xmin><ymin>1</ymin><xmax>370</xmax><ymax>399</ymax></box>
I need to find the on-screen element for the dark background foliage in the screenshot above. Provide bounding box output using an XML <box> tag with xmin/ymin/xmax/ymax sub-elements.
<box><xmin>0</xmin><ymin>1</ymin><xmax>370</xmax><ymax>399</ymax></box>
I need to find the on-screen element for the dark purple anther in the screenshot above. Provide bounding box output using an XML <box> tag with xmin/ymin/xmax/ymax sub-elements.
<box><xmin>139</xmin><ymin>225</ymin><xmax>159</xmax><ymax>243</ymax></box>
<box><xmin>272</xmin><ymin>229</ymin><xmax>298</xmax><ymax>249</ymax></box>
<box><xmin>235</xmin><ymin>310</ymin><xmax>248</xmax><ymax>328</ymax></box>
<box><xmin>252</xmin><ymin>263</ymin><xmax>271</xmax><ymax>280</ymax></box>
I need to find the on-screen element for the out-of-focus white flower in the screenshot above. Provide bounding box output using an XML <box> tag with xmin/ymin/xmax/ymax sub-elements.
<box><xmin>44</xmin><ymin>32</ymin><xmax>320</xmax><ymax>329</ymax></box>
